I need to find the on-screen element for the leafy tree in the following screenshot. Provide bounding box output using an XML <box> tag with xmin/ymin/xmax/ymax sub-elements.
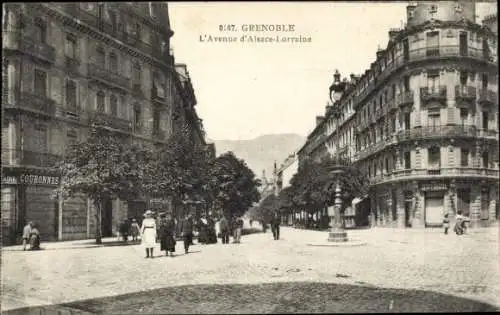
<box><xmin>141</xmin><ymin>124</ymin><xmax>212</xmax><ymax>217</ymax></box>
<box><xmin>54</xmin><ymin>130</ymin><xmax>147</xmax><ymax>244</ymax></box>
<box><xmin>285</xmin><ymin>155</ymin><xmax>369</xmax><ymax>226</ymax></box>
<box><xmin>253</xmin><ymin>194</ymin><xmax>279</xmax><ymax>223</ymax></box>
<box><xmin>210</xmin><ymin>152</ymin><xmax>261</xmax><ymax>219</ymax></box>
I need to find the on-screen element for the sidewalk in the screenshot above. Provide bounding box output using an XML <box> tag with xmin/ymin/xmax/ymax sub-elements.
<box><xmin>3</xmin><ymin>225</ymin><xmax>497</xmax><ymax>251</ymax></box>
<box><xmin>2</xmin><ymin>237</ymin><xmax>138</xmax><ymax>252</ymax></box>
<box><xmin>2</xmin><ymin>224</ymin><xmax>499</xmax><ymax>311</ymax></box>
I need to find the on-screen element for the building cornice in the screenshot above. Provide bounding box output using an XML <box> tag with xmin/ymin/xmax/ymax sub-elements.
<box><xmin>39</xmin><ymin>4</ymin><xmax>176</xmax><ymax>74</ymax></box>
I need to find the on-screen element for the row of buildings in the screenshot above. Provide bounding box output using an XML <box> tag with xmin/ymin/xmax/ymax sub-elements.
<box><xmin>273</xmin><ymin>1</ymin><xmax>499</xmax><ymax>229</ymax></box>
<box><xmin>1</xmin><ymin>3</ymin><xmax>214</xmax><ymax>244</ymax></box>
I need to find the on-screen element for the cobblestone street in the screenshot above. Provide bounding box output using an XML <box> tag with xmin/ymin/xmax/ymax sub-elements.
<box><xmin>2</xmin><ymin>225</ymin><xmax>499</xmax><ymax>313</ymax></box>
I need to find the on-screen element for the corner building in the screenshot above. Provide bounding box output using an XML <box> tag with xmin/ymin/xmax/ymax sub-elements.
<box><xmin>356</xmin><ymin>2</ymin><xmax>498</xmax><ymax>228</ymax></box>
<box><xmin>1</xmin><ymin>3</ymin><xmax>208</xmax><ymax>244</ymax></box>
<box><xmin>300</xmin><ymin>1</ymin><xmax>499</xmax><ymax>229</ymax></box>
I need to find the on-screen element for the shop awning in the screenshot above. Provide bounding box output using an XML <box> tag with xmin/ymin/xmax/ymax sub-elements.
<box><xmin>352</xmin><ymin>196</ymin><xmax>368</xmax><ymax>206</ymax></box>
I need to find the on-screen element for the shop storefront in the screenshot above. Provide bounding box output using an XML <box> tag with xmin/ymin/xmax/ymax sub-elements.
<box><xmin>1</xmin><ymin>171</ymin><xmax>60</xmax><ymax>244</ymax></box>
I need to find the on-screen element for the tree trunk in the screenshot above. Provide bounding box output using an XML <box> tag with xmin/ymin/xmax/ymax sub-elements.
<box><xmin>94</xmin><ymin>199</ymin><xmax>103</xmax><ymax>244</ymax></box>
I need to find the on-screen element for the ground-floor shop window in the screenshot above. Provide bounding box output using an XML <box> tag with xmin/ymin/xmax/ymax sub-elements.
<box><xmin>456</xmin><ymin>189</ymin><xmax>471</xmax><ymax>216</ymax></box>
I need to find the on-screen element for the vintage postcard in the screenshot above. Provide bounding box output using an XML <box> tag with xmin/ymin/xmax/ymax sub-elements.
<box><xmin>1</xmin><ymin>1</ymin><xmax>499</xmax><ymax>314</ymax></box>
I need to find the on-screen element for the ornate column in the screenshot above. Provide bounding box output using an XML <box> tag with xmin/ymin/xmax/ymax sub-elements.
<box><xmin>370</xmin><ymin>192</ymin><xmax>377</xmax><ymax>228</ymax></box>
<box><xmin>386</xmin><ymin>188</ymin><xmax>393</xmax><ymax>227</ymax></box>
<box><xmin>327</xmin><ymin>168</ymin><xmax>348</xmax><ymax>242</ymax></box>
<box><xmin>449</xmin><ymin>179</ymin><xmax>457</xmax><ymax>216</ymax></box>
<box><xmin>396</xmin><ymin>186</ymin><xmax>405</xmax><ymax>228</ymax></box>
<box><xmin>411</xmin><ymin>180</ymin><xmax>423</xmax><ymax>227</ymax></box>
<box><xmin>474</xmin><ymin>140</ymin><xmax>482</xmax><ymax>168</ymax></box>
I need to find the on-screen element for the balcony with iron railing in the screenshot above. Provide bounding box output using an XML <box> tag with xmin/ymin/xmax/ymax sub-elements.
<box><xmin>3</xmin><ymin>31</ymin><xmax>55</xmax><ymax>64</ymax></box>
<box><xmin>354</xmin><ymin>45</ymin><xmax>492</xmax><ymax>111</ymax></box>
<box><xmin>151</xmin><ymin>86</ymin><xmax>167</xmax><ymax>104</ymax></box>
<box><xmin>420</xmin><ymin>86</ymin><xmax>447</xmax><ymax>105</ymax></box>
<box><xmin>354</xmin><ymin>135</ymin><xmax>396</xmax><ymax>161</ymax></box>
<box><xmin>3</xmin><ymin>90</ymin><xmax>57</xmax><ymax>116</ymax></box>
<box><xmin>64</xmin><ymin>56</ymin><xmax>81</xmax><ymax>75</ymax></box>
<box><xmin>87</xmin><ymin>63</ymin><xmax>130</xmax><ymax>91</ymax></box>
<box><xmin>132</xmin><ymin>83</ymin><xmax>143</xmax><ymax>98</ymax></box>
<box><xmin>353</xmin><ymin>124</ymin><xmax>498</xmax><ymax>162</ymax></box>
<box><xmin>152</xmin><ymin>130</ymin><xmax>166</xmax><ymax>142</ymax></box>
<box><xmin>478</xmin><ymin>89</ymin><xmax>497</xmax><ymax>106</ymax></box>
<box><xmin>88</xmin><ymin>111</ymin><xmax>132</xmax><ymax>133</ymax></box>
<box><xmin>396</xmin><ymin>91</ymin><xmax>414</xmax><ymax>108</ymax></box>
<box><xmin>369</xmin><ymin>167</ymin><xmax>499</xmax><ymax>185</ymax></box>
<box><xmin>2</xmin><ymin>149</ymin><xmax>61</xmax><ymax>168</ymax></box>
<box><xmin>396</xmin><ymin>125</ymin><xmax>479</xmax><ymax>142</ymax></box>
<box><xmin>386</xmin><ymin>98</ymin><xmax>397</xmax><ymax>113</ymax></box>
<box><xmin>455</xmin><ymin>85</ymin><xmax>476</xmax><ymax>102</ymax></box>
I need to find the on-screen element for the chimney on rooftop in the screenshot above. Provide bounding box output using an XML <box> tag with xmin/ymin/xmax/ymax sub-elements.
<box><xmin>388</xmin><ymin>28</ymin><xmax>400</xmax><ymax>42</ymax></box>
<box><xmin>316</xmin><ymin>116</ymin><xmax>325</xmax><ymax>126</ymax></box>
<box><xmin>333</xmin><ymin>69</ymin><xmax>341</xmax><ymax>83</ymax></box>
<box><xmin>376</xmin><ymin>47</ymin><xmax>384</xmax><ymax>59</ymax></box>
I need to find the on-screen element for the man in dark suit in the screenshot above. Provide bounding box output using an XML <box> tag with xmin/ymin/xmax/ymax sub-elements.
<box><xmin>180</xmin><ymin>214</ymin><xmax>194</xmax><ymax>254</ymax></box>
<box><xmin>219</xmin><ymin>216</ymin><xmax>230</xmax><ymax>244</ymax></box>
<box><xmin>271</xmin><ymin>212</ymin><xmax>281</xmax><ymax>240</ymax></box>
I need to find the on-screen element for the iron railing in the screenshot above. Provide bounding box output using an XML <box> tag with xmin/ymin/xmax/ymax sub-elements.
<box><xmin>455</xmin><ymin>85</ymin><xmax>476</xmax><ymax>101</ymax></box>
<box><xmin>396</xmin><ymin>91</ymin><xmax>414</xmax><ymax>108</ymax></box>
<box><xmin>4</xmin><ymin>91</ymin><xmax>57</xmax><ymax>115</ymax></box>
<box><xmin>420</xmin><ymin>86</ymin><xmax>447</xmax><ymax>104</ymax></box>
<box><xmin>88</xmin><ymin>111</ymin><xmax>132</xmax><ymax>133</ymax></box>
<box><xmin>87</xmin><ymin>63</ymin><xmax>130</xmax><ymax>90</ymax></box>
<box><xmin>355</xmin><ymin>45</ymin><xmax>492</xmax><ymax>109</ymax></box>
<box><xmin>370</xmin><ymin>168</ymin><xmax>499</xmax><ymax>185</ymax></box>
<box><xmin>1</xmin><ymin>149</ymin><xmax>61</xmax><ymax>168</ymax></box>
<box><xmin>478</xmin><ymin>89</ymin><xmax>497</xmax><ymax>105</ymax></box>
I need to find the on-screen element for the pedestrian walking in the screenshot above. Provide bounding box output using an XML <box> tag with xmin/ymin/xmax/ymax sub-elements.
<box><xmin>130</xmin><ymin>219</ymin><xmax>140</xmax><ymax>242</ymax></box>
<box><xmin>219</xmin><ymin>216</ymin><xmax>230</xmax><ymax>244</ymax></box>
<box><xmin>271</xmin><ymin>212</ymin><xmax>281</xmax><ymax>240</ymax></box>
<box><xmin>155</xmin><ymin>212</ymin><xmax>162</xmax><ymax>242</ymax></box>
<box><xmin>453</xmin><ymin>211</ymin><xmax>469</xmax><ymax>235</ymax></box>
<box><xmin>249</xmin><ymin>219</ymin><xmax>253</xmax><ymax>227</ymax></box>
<box><xmin>180</xmin><ymin>214</ymin><xmax>194</xmax><ymax>254</ymax></box>
<box><xmin>119</xmin><ymin>219</ymin><xmax>130</xmax><ymax>242</ymax></box>
<box><xmin>233</xmin><ymin>216</ymin><xmax>243</xmax><ymax>243</ymax></box>
<box><xmin>141</xmin><ymin>210</ymin><xmax>157</xmax><ymax>258</ymax></box>
<box><xmin>29</xmin><ymin>223</ymin><xmax>41</xmax><ymax>250</ymax></box>
<box><xmin>206</xmin><ymin>215</ymin><xmax>217</xmax><ymax>244</ymax></box>
<box><xmin>22</xmin><ymin>221</ymin><xmax>33</xmax><ymax>251</ymax></box>
<box><xmin>443</xmin><ymin>213</ymin><xmax>450</xmax><ymax>235</ymax></box>
<box><xmin>198</xmin><ymin>216</ymin><xmax>208</xmax><ymax>244</ymax></box>
<box><xmin>159</xmin><ymin>214</ymin><xmax>176</xmax><ymax>257</ymax></box>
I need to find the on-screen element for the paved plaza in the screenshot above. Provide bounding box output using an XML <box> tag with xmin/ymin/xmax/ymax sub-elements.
<box><xmin>2</xmin><ymin>224</ymin><xmax>499</xmax><ymax>313</ymax></box>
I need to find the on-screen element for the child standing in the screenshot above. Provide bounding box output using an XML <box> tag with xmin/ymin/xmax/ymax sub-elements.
<box><xmin>130</xmin><ymin>219</ymin><xmax>140</xmax><ymax>242</ymax></box>
<box><xmin>22</xmin><ymin>221</ymin><xmax>32</xmax><ymax>251</ymax></box>
<box><xmin>443</xmin><ymin>213</ymin><xmax>450</xmax><ymax>235</ymax></box>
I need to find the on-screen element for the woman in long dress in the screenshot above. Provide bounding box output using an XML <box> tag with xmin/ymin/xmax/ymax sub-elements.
<box><xmin>159</xmin><ymin>214</ymin><xmax>176</xmax><ymax>257</ymax></box>
<box><xmin>141</xmin><ymin>210</ymin><xmax>157</xmax><ymax>258</ymax></box>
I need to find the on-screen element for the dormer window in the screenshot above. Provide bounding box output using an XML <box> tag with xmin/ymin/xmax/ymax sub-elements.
<box><xmin>455</xmin><ymin>4</ymin><xmax>463</xmax><ymax>14</ymax></box>
<box><xmin>429</xmin><ymin>4</ymin><xmax>437</xmax><ymax>14</ymax></box>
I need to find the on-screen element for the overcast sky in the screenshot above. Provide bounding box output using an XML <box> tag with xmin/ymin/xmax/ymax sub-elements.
<box><xmin>169</xmin><ymin>2</ymin><xmax>496</xmax><ymax>141</ymax></box>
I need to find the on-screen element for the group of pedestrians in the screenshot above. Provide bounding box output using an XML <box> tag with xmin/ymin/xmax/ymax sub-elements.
<box><xmin>22</xmin><ymin>221</ymin><xmax>41</xmax><ymax>251</ymax></box>
<box><xmin>118</xmin><ymin>218</ymin><xmax>141</xmax><ymax>242</ymax></box>
<box><xmin>443</xmin><ymin>211</ymin><xmax>471</xmax><ymax>235</ymax></box>
<box><xmin>138</xmin><ymin>210</ymin><xmax>251</xmax><ymax>258</ymax></box>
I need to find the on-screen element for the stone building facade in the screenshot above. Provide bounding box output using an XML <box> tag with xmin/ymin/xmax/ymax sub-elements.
<box><xmin>298</xmin><ymin>1</ymin><xmax>498</xmax><ymax>229</ymax></box>
<box><xmin>1</xmin><ymin>3</ymin><xmax>208</xmax><ymax>244</ymax></box>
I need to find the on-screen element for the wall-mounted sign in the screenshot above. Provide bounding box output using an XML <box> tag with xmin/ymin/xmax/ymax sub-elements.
<box><xmin>1</xmin><ymin>174</ymin><xmax>60</xmax><ymax>186</ymax></box>
<box><xmin>1</xmin><ymin>176</ymin><xmax>17</xmax><ymax>185</ymax></box>
<box><xmin>421</xmin><ymin>182</ymin><xmax>447</xmax><ymax>191</ymax></box>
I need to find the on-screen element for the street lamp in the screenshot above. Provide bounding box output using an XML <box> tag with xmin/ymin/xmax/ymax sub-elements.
<box><xmin>326</xmin><ymin>70</ymin><xmax>349</xmax><ymax>242</ymax></box>
<box><xmin>326</xmin><ymin>165</ymin><xmax>348</xmax><ymax>242</ymax></box>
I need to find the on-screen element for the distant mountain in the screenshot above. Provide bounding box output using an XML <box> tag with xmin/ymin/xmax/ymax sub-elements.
<box><xmin>212</xmin><ymin>134</ymin><xmax>306</xmax><ymax>179</ymax></box>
